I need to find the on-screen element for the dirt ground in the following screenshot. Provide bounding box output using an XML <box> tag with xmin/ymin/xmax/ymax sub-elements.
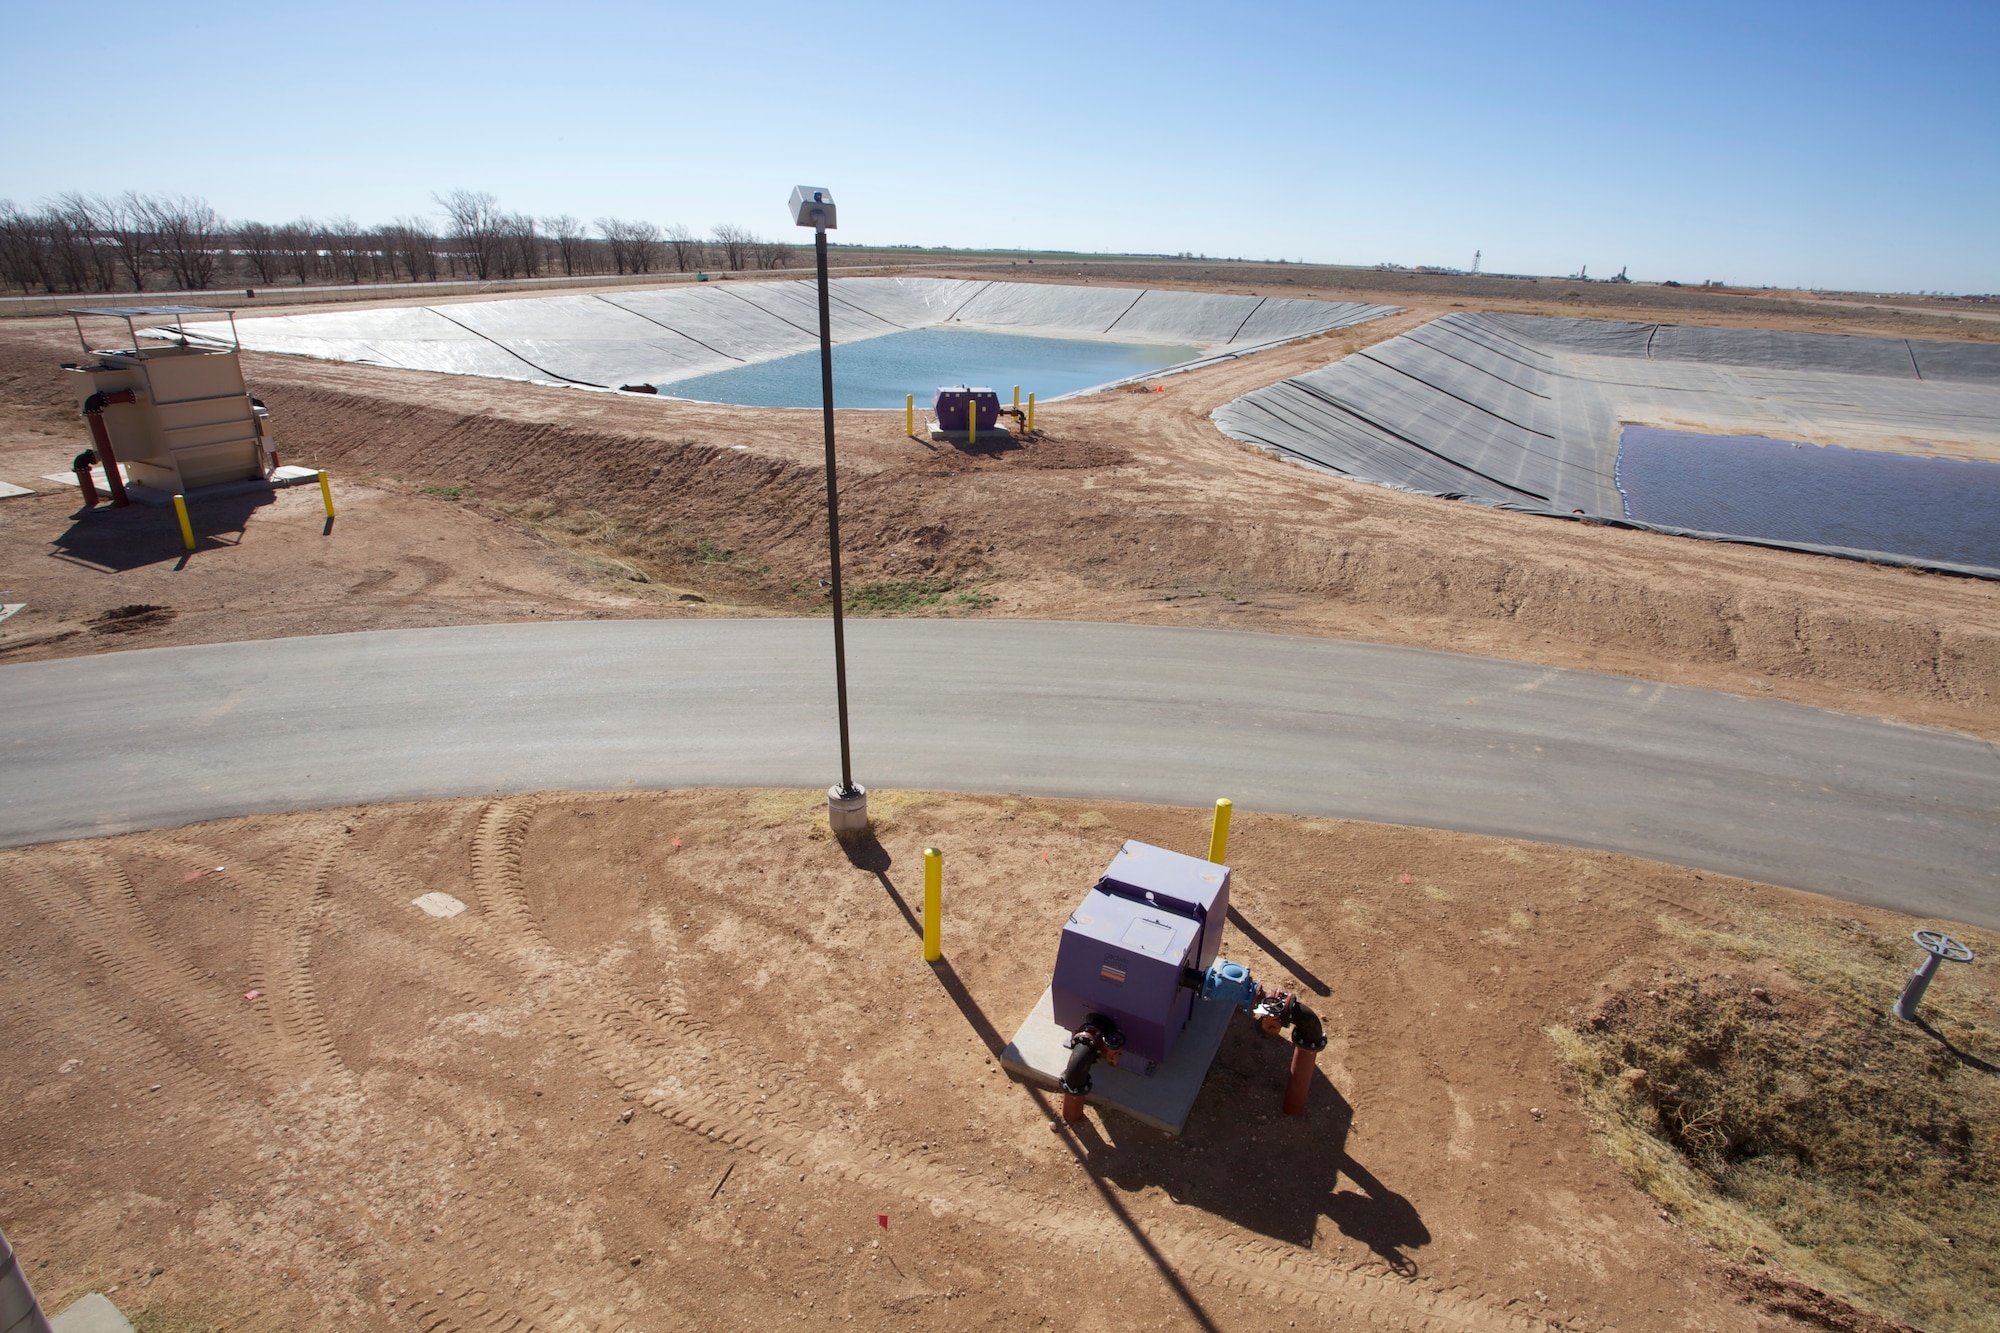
<box><xmin>2</xmin><ymin>291</ymin><xmax>1997</xmax><ymax>739</ymax></box>
<box><xmin>6</xmin><ymin>789</ymin><xmax>1987</xmax><ymax>1332</ymax></box>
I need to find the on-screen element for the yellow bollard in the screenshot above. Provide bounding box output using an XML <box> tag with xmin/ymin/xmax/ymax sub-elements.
<box><xmin>923</xmin><ymin>847</ymin><xmax>942</xmax><ymax>962</ymax></box>
<box><xmin>968</xmin><ymin>397</ymin><xmax>977</xmax><ymax>447</ymax></box>
<box><xmin>1012</xmin><ymin>384</ymin><xmax>1020</xmax><ymax>412</ymax></box>
<box><xmin>173</xmin><ymin>494</ymin><xmax>195</xmax><ymax>551</ymax></box>
<box><xmin>1208</xmin><ymin>798</ymin><xmax>1232</xmax><ymax>864</ymax></box>
<box><xmin>906</xmin><ymin>393</ymin><xmax>915</xmax><ymax>438</ymax></box>
<box><xmin>317</xmin><ymin>469</ymin><xmax>335</xmax><ymax>518</ymax></box>
<box><xmin>1027</xmin><ymin>392</ymin><xmax>1036</xmax><ymax>432</ymax></box>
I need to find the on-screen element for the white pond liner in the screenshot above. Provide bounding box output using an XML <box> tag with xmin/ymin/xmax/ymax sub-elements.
<box><xmin>173</xmin><ymin>277</ymin><xmax>1399</xmax><ymax>400</ymax></box>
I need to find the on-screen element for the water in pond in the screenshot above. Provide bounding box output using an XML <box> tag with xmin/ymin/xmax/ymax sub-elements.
<box><xmin>663</xmin><ymin>326</ymin><xmax>1204</xmax><ymax>409</ymax></box>
<box><xmin>1616</xmin><ymin>426</ymin><xmax>2000</xmax><ymax>570</ymax></box>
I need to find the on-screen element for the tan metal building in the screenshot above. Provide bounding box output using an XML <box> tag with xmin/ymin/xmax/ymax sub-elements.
<box><xmin>66</xmin><ymin>307</ymin><xmax>273</xmax><ymax>500</ymax></box>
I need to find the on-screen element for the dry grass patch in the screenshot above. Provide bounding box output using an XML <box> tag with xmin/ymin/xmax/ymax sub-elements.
<box><xmin>503</xmin><ymin>498</ymin><xmax>784</xmax><ymax>604</ymax></box>
<box><xmin>1554</xmin><ymin>909</ymin><xmax>2000</xmax><ymax>1331</ymax></box>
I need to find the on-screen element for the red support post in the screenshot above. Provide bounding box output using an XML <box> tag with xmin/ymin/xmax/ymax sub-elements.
<box><xmin>1283</xmin><ymin>1045</ymin><xmax>1317</xmax><ymax>1116</ymax></box>
<box><xmin>84</xmin><ymin>413</ymin><xmax>130</xmax><ymax>507</ymax></box>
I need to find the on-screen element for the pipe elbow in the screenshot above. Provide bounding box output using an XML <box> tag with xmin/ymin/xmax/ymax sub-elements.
<box><xmin>1060</xmin><ymin>1041</ymin><xmax>1099</xmax><ymax>1097</ymax></box>
<box><xmin>1288</xmin><ymin>999</ymin><xmax>1329</xmax><ymax>1051</ymax></box>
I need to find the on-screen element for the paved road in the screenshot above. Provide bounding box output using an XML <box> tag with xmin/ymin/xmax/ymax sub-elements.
<box><xmin>4</xmin><ymin>620</ymin><xmax>1995</xmax><ymax>926</ymax></box>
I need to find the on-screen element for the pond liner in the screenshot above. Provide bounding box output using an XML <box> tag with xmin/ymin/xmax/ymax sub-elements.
<box><xmin>170</xmin><ymin>277</ymin><xmax>1399</xmax><ymax>397</ymax></box>
<box><xmin>1215</xmin><ymin>312</ymin><xmax>2000</xmax><ymax>580</ymax></box>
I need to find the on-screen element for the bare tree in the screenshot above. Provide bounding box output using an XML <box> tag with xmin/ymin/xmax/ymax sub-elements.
<box><xmin>0</xmin><ymin>200</ymin><xmax>53</xmax><ymax>294</ymax></box>
<box><xmin>52</xmin><ymin>194</ymin><xmax>119</xmax><ymax>291</ymax></box>
<box><xmin>627</xmin><ymin>221</ymin><xmax>664</xmax><ymax>274</ymax></box>
<box><xmin>437</xmin><ymin>189</ymin><xmax>503</xmax><ymax>281</ymax></box>
<box><xmin>276</xmin><ymin>219</ymin><xmax>319</xmax><ymax>285</ymax></box>
<box><xmin>712</xmin><ymin>223</ymin><xmax>754</xmax><ymax>271</ymax></box>
<box><xmin>754</xmin><ymin>238</ymin><xmax>794</xmax><ymax>270</ymax></box>
<box><xmin>235</xmin><ymin>219</ymin><xmax>282</xmax><ymax>285</ymax></box>
<box><xmin>596</xmin><ymin>218</ymin><xmax>630</xmax><ymax>274</ymax></box>
<box><xmin>150</xmin><ymin>195</ymin><xmax>222</xmax><ymax>289</ymax></box>
<box><xmin>544</xmin><ymin>215</ymin><xmax>586</xmax><ymax>276</ymax></box>
<box><xmin>40</xmin><ymin>206</ymin><xmax>90</xmax><ymax>292</ymax></box>
<box><xmin>664</xmin><ymin>222</ymin><xmax>703</xmax><ymax>272</ymax></box>
<box><xmin>389</xmin><ymin>216</ymin><xmax>439</xmax><ymax>282</ymax></box>
<box><xmin>495</xmin><ymin>213</ymin><xmax>540</xmax><ymax>280</ymax></box>
<box><xmin>318</xmin><ymin>216</ymin><xmax>366</xmax><ymax>284</ymax></box>
<box><xmin>94</xmin><ymin>192</ymin><xmax>157</xmax><ymax>291</ymax></box>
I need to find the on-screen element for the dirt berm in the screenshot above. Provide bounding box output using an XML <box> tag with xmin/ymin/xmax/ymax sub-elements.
<box><xmin>2</xmin><ymin>297</ymin><xmax>1996</xmax><ymax>740</ymax></box>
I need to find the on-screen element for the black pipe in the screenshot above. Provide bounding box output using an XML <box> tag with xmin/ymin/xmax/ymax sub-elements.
<box><xmin>1061</xmin><ymin>1040</ymin><xmax>1101</xmax><ymax>1096</ymax></box>
<box><xmin>1060</xmin><ymin>1015</ymin><xmax>1123</xmax><ymax>1096</ymax></box>
<box><xmin>1288</xmin><ymin>998</ymin><xmax>1328</xmax><ymax>1051</ymax></box>
<box><xmin>81</xmin><ymin>389</ymin><xmax>135</xmax><ymax>415</ymax></box>
<box><xmin>72</xmin><ymin>449</ymin><xmax>100</xmax><ymax>508</ymax></box>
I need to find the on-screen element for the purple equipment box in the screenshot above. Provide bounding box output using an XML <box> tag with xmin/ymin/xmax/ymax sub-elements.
<box><xmin>1051</xmin><ymin>840</ymin><xmax>1231</xmax><ymax>1064</ymax></box>
<box><xmin>933</xmin><ymin>386</ymin><xmax>1001</xmax><ymax>431</ymax></box>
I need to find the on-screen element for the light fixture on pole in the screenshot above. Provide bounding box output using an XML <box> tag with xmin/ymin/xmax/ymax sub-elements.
<box><xmin>790</xmin><ymin>185</ymin><xmax>867</xmax><ymax>837</ymax></box>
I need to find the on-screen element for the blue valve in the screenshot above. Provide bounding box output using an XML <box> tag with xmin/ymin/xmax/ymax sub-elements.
<box><xmin>1202</xmin><ymin>958</ymin><xmax>1258</xmax><ymax>1010</ymax></box>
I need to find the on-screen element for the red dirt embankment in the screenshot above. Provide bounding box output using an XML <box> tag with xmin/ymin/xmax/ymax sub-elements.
<box><xmin>3</xmin><ymin>300</ymin><xmax>1995</xmax><ymax>739</ymax></box>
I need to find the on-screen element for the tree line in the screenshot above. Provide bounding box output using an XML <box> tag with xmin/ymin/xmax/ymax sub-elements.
<box><xmin>0</xmin><ymin>189</ymin><xmax>799</xmax><ymax>296</ymax></box>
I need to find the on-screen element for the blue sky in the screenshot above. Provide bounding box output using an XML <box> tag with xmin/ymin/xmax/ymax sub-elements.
<box><xmin>2</xmin><ymin>1</ymin><xmax>1993</xmax><ymax>292</ymax></box>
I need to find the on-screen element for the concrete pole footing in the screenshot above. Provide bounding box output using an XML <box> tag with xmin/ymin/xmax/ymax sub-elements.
<box><xmin>828</xmin><ymin>784</ymin><xmax>869</xmax><ymax>837</ymax></box>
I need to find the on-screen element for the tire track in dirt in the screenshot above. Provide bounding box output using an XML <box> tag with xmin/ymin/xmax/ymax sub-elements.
<box><xmin>253</xmin><ymin>829</ymin><xmax>354</xmax><ymax>1082</ymax></box>
<box><xmin>123</xmin><ymin>828</ymin><xmax>356</xmax><ymax>1086</ymax></box>
<box><xmin>0</xmin><ymin>853</ymin><xmax>425</xmax><ymax>1328</ymax></box>
<box><xmin>1</xmin><ymin>842</ymin><xmax>574</xmax><ymax>1333</ymax></box>
<box><xmin>325</xmin><ymin>839</ymin><xmax>638</xmax><ymax>1333</ymax></box>
<box><xmin>5</xmin><ymin>844</ymin><xmax>290</xmax><ymax>1088</ymax></box>
<box><xmin>462</xmin><ymin>799</ymin><xmax>1560</xmax><ymax>1333</ymax></box>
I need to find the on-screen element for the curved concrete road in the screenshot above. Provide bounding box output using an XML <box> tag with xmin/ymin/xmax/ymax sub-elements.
<box><xmin>3</xmin><ymin>620</ymin><xmax>1995</xmax><ymax>926</ymax></box>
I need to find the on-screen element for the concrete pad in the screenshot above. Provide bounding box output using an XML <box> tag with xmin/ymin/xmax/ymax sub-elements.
<box><xmin>40</xmin><ymin>465</ymin><xmax>128</xmax><ymax>490</ymax></box>
<box><xmin>413</xmin><ymin>891</ymin><xmax>466</xmax><ymax>918</ymax></box>
<box><xmin>0</xmin><ymin>606</ymin><xmax>22</xmax><ymax>625</ymax></box>
<box><xmin>926</xmin><ymin>422</ymin><xmax>1026</xmax><ymax>447</ymax></box>
<box><xmin>39</xmin><ymin>467</ymin><xmax>314</xmax><ymax>506</ymax></box>
<box><xmin>999</xmin><ymin>985</ymin><xmax>1233</xmax><ymax>1135</ymax></box>
<box><xmin>0</xmin><ymin>480</ymin><xmax>32</xmax><ymax>499</ymax></box>
<box><xmin>51</xmin><ymin>1292</ymin><xmax>135</xmax><ymax>1333</ymax></box>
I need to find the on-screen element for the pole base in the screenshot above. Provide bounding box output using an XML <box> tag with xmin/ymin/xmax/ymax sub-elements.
<box><xmin>828</xmin><ymin>784</ymin><xmax>869</xmax><ymax>838</ymax></box>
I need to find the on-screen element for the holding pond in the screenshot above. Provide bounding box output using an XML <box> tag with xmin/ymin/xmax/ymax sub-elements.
<box><xmin>662</xmin><ymin>326</ymin><xmax>1202</xmax><ymax>409</ymax></box>
<box><xmin>1615</xmin><ymin>427</ymin><xmax>2000</xmax><ymax>574</ymax></box>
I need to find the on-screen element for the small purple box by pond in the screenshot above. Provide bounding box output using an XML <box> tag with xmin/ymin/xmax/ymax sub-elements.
<box><xmin>933</xmin><ymin>386</ymin><xmax>1001</xmax><ymax>431</ymax></box>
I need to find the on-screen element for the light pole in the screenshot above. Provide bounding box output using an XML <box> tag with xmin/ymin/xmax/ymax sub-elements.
<box><xmin>789</xmin><ymin>186</ymin><xmax>866</xmax><ymax>836</ymax></box>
